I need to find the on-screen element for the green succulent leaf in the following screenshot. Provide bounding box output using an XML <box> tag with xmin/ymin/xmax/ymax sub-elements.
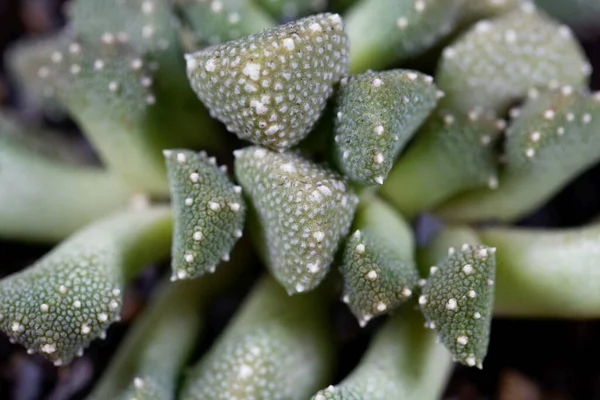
<box><xmin>437</xmin><ymin>4</ymin><xmax>590</xmax><ymax>115</ymax></box>
<box><xmin>346</xmin><ymin>0</ymin><xmax>462</xmax><ymax>72</ymax></box>
<box><xmin>180</xmin><ymin>276</ymin><xmax>334</xmax><ymax>400</ymax></box>
<box><xmin>69</xmin><ymin>0</ymin><xmax>178</xmax><ymax>62</ymax></box>
<box><xmin>436</xmin><ymin>88</ymin><xmax>600</xmax><ymax>222</ymax></box>
<box><xmin>28</xmin><ymin>33</ymin><xmax>175</xmax><ymax>194</ymax></box>
<box><xmin>458</xmin><ymin>0</ymin><xmax>525</xmax><ymax>26</ymax></box>
<box><xmin>333</xmin><ymin>69</ymin><xmax>438</xmax><ymax>185</ymax></box>
<box><xmin>235</xmin><ymin>146</ymin><xmax>358</xmax><ymax>294</ymax></box>
<box><xmin>0</xmin><ymin>207</ymin><xmax>172</xmax><ymax>365</ymax></box>
<box><xmin>380</xmin><ymin>110</ymin><xmax>502</xmax><ymax>218</ymax></box>
<box><xmin>0</xmin><ymin>113</ymin><xmax>133</xmax><ymax>242</ymax></box>
<box><xmin>479</xmin><ymin>221</ymin><xmax>600</xmax><ymax>318</ymax></box>
<box><xmin>186</xmin><ymin>13</ymin><xmax>349</xmax><ymax>151</ymax></box>
<box><xmin>174</xmin><ymin>0</ymin><xmax>275</xmax><ymax>47</ymax></box>
<box><xmin>165</xmin><ymin>149</ymin><xmax>246</xmax><ymax>280</ymax></box>
<box><xmin>255</xmin><ymin>0</ymin><xmax>328</xmax><ymax>20</ymax></box>
<box><xmin>311</xmin><ymin>305</ymin><xmax>452</xmax><ymax>400</ymax></box>
<box><xmin>340</xmin><ymin>198</ymin><xmax>419</xmax><ymax>326</ymax></box>
<box><xmin>536</xmin><ymin>0</ymin><xmax>600</xmax><ymax>31</ymax></box>
<box><xmin>419</xmin><ymin>243</ymin><xmax>496</xmax><ymax>368</ymax></box>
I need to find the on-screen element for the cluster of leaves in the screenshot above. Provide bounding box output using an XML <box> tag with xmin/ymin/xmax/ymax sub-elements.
<box><xmin>1</xmin><ymin>0</ymin><xmax>600</xmax><ymax>399</ymax></box>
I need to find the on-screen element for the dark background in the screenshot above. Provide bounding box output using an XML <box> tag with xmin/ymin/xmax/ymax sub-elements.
<box><xmin>1</xmin><ymin>1</ymin><xmax>600</xmax><ymax>399</ymax></box>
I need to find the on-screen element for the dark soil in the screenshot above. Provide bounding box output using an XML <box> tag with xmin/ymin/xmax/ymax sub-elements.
<box><xmin>1</xmin><ymin>1</ymin><xmax>600</xmax><ymax>399</ymax></box>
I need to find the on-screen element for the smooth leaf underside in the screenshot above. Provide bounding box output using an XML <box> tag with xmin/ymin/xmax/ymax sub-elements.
<box><xmin>234</xmin><ymin>147</ymin><xmax>358</xmax><ymax>294</ymax></box>
<box><xmin>437</xmin><ymin>4</ymin><xmax>590</xmax><ymax>115</ymax></box>
<box><xmin>186</xmin><ymin>13</ymin><xmax>349</xmax><ymax>150</ymax></box>
<box><xmin>419</xmin><ymin>244</ymin><xmax>496</xmax><ymax>368</ymax></box>
<box><xmin>165</xmin><ymin>149</ymin><xmax>246</xmax><ymax>280</ymax></box>
<box><xmin>256</xmin><ymin>0</ymin><xmax>328</xmax><ymax>20</ymax></box>
<box><xmin>334</xmin><ymin>69</ymin><xmax>438</xmax><ymax>185</ymax></box>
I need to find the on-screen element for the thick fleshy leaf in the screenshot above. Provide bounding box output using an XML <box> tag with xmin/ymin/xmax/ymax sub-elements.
<box><xmin>436</xmin><ymin>88</ymin><xmax>600</xmax><ymax>222</ymax></box>
<box><xmin>186</xmin><ymin>13</ymin><xmax>349</xmax><ymax>150</ymax></box>
<box><xmin>536</xmin><ymin>0</ymin><xmax>600</xmax><ymax>31</ymax></box>
<box><xmin>0</xmin><ymin>113</ymin><xmax>133</xmax><ymax>242</ymax></box>
<box><xmin>345</xmin><ymin>0</ymin><xmax>462</xmax><ymax>72</ymax></box>
<box><xmin>333</xmin><ymin>69</ymin><xmax>438</xmax><ymax>185</ymax></box>
<box><xmin>174</xmin><ymin>0</ymin><xmax>274</xmax><ymax>47</ymax></box>
<box><xmin>459</xmin><ymin>0</ymin><xmax>525</xmax><ymax>25</ymax></box>
<box><xmin>311</xmin><ymin>306</ymin><xmax>451</xmax><ymax>400</ymax></box>
<box><xmin>437</xmin><ymin>4</ymin><xmax>590</xmax><ymax>115</ymax></box>
<box><xmin>234</xmin><ymin>147</ymin><xmax>358</xmax><ymax>294</ymax></box>
<box><xmin>340</xmin><ymin>198</ymin><xmax>419</xmax><ymax>326</ymax></box>
<box><xmin>165</xmin><ymin>149</ymin><xmax>245</xmax><ymax>280</ymax></box>
<box><xmin>419</xmin><ymin>244</ymin><xmax>495</xmax><ymax>368</ymax></box>
<box><xmin>180</xmin><ymin>276</ymin><xmax>333</xmax><ymax>400</ymax></box>
<box><xmin>255</xmin><ymin>0</ymin><xmax>327</xmax><ymax>20</ymax></box>
<box><xmin>380</xmin><ymin>110</ymin><xmax>502</xmax><ymax>218</ymax></box>
<box><xmin>0</xmin><ymin>207</ymin><xmax>172</xmax><ymax>365</ymax></box>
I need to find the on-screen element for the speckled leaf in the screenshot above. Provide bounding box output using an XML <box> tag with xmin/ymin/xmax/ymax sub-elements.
<box><xmin>311</xmin><ymin>306</ymin><xmax>451</xmax><ymax>400</ymax></box>
<box><xmin>0</xmin><ymin>113</ymin><xmax>133</xmax><ymax>242</ymax></box>
<box><xmin>165</xmin><ymin>149</ymin><xmax>245</xmax><ymax>280</ymax></box>
<box><xmin>106</xmin><ymin>280</ymin><xmax>206</xmax><ymax>400</ymax></box>
<box><xmin>380</xmin><ymin>110</ymin><xmax>502</xmax><ymax>218</ymax></box>
<box><xmin>174</xmin><ymin>0</ymin><xmax>274</xmax><ymax>47</ymax></box>
<box><xmin>437</xmin><ymin>4</ymin><xmax>590</xmax><ymax>115</ymax></box>
<box><xmin>340</xmin><ymin>198</ymin><xmax>419</xmax><ymax>326</ymax></box>
<box><xmin>255</xmin><ymin>0</ymin><xmax>327</xmax><ymax>20</ymax></box>
<box><xmin>345</xmin><ymin>0</ymin><xmax>462</xmax><ymax>72</ymax></box>
<box><xmin>0</xmin><ymin>207</ymin><xmax>172</xmax><ymax>365</ymax></box>
<box><xmin>69</xmin><ymin>0</ymin><xmax>178</xmax><ymax>60</ymax></box>
<box><xmin>186</xmin><ymin>13</ymin><xmax>349</xmax><ymax>151</ymax></box>
<box><xmin>234</xmin><ymin>147</ymin><xmax>358</xmax><ymax>294</ymax></box>
<box><xmin>436</xmin><ymin>88</ymin><xmax>600</xmax><ymax>222</ymax></box>
<box><xmin>180</xmin><ymin>276</ymin><xmax>333</xmax><ymax>400</ymax></box>
<box><xmin>419</xmin><ymin>244</ymin><xmax>496</xmax><ymax>368</ymax></box>
<box><xmin>6</xmin><ymin>36</ymin><xmax>65</xmax><ymax>112</ymax></box>
<box><xmin>30</xmin><ymin>33</ymin><xmax>173</xmax><ymax>194</ymax></box>
<box><xmin>333</xmin><ymin>69</ymin><xmax>438</xmax><ymax>185</ymax></box>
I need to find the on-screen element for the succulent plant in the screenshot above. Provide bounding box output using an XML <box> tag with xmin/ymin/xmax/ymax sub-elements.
<box><xmin>1</xmin><ymin>0</ymin><xmax>599</xmax><ymax>398</ymax></box>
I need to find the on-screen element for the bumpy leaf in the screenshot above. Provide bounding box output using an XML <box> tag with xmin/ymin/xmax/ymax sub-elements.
<box><xmin>0</xmin><ymin>113</ymin><xmax>133</xmax><ymax>242</ymax></box>
<box><xmin>235</xmin><ymin>147</ymin><xmax>358</xmax><ymax>294</ymax></box>
<box><xmin>419</xmin><ymin>244</ymin><xmax>496</xmax><ymax>368</ymax></box>
<box><xmin>333</xmin><ymin>69</ymin><xmax>438</xmax><ymax>185</ymax></box>
<box><xmin>0</xmin><ymin>207</ymin><xmax>172</xmax><ymax>365</ymax></box>
<box><xmin>345</xmin><ymin>0</ymin><xmax>462</xmax><ymax>72</ymax></box>
<box><xmin>380</xmin><ymin>110</ymin><xmax>502</xmax><ymax>218</ymax></box>
<box><xmin>311</xmin><ymin>306</ymin><xmax>451</xmax><ymax>400</ymax></box>
<box><xmin>174</xmin><ymin>0</ymin><xmax>274</xmax><ymax>47</ymax></box>
<box><xmin>165</xmin><ymin>149</ymin><xmax>245</xmax><ymax>280</ymax></box>
<box><xmin>437</xmin><ymin>4</ymin><xmax>590</xmax><ymax>115</ymax></box>
<box><xmin>69</xmin><ymin>0</ymin><xmax>179</xmax><ymax>65</ymax></box>
<box><xmin>6</xmin><ymin>36</ymin><xmax>65</xmax><ymax>112</ymax></box>
<box><xmin>180</xmin><ymin>276</ymin><xmax>333</xmax><ymax>400</ymax></box>
<box><xmin>186</xmin><ymin>13</ymin><xmax>349</xmax><ymax>151</ymax></box>
<box><xmin>436</xmin><ymin>88</ymin><xmax>600</xmax><ymax>222</ymax></box>
<box><xmin>30</xmin><ymin>33</ymin><xmax>174</xmax><ymax>194</ymax></box>
<box><xmin>255</xmin><ymin>0</ymin><xmax>327</xmax><ymax>20</ymax></box>
<box><xmin>340</xmin><ymin>198</ymin><xmax>419</xmax><ymax>326</ymax></box>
